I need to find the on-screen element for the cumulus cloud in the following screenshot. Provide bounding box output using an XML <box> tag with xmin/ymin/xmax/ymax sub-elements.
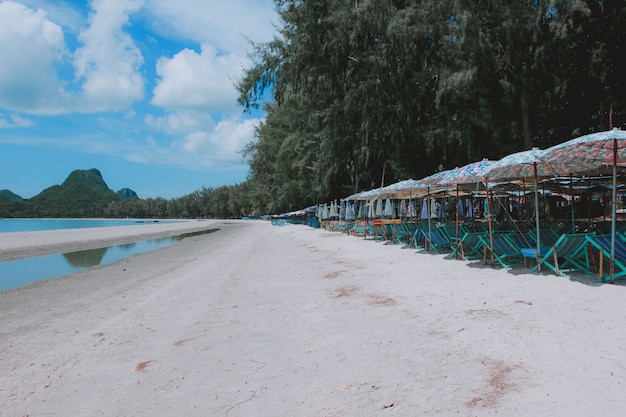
<box><xmin>151</xmin><ymin>43</ymin><xmax>245</xmax><ymax>113</ymax></box>
<box><xmin>146</xmin><ymin>111</ymin><xmax>260</xmax><ymax>165</ymax></box>
<box><xmin>73</xmin><ymin>0</ymin><xmax>145</xmax><ymax>111</ymax></box>
<box><xmin>0</xmin><ymin>1</ymin><xmax>69</xmax><ymax>115</ymax></box>
<box><xmin>179</xmin><ymin>117</ymin><xmax>260</xmax><ymax>164</ymax></box>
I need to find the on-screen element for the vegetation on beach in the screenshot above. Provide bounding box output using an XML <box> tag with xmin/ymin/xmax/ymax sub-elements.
<box><xmin>236</xmin><ymin>0</ymin><xmax>626</xmax><ymax>213</ymax></box>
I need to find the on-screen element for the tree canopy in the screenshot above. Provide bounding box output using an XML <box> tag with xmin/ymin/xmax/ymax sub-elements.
<box><xmin>236</xmin><ymin>0</ymin><xmax>626</xmax><ymax>214</ymax></box>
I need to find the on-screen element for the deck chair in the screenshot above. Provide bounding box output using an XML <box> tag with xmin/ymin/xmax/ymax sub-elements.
<box><xmin>533</xmin><ymin>233</ymin><xmax>594</xmax><ymax>276</ymax></box>
<box><xmin>410</xmin><ymin>229</ymin><xmax>426</xmax><ymax>249</ymax></box>
<box><xmin>505</xmin><ymin>232</ymin><xmax>550</xmax><ymax>268</ymax></box>
<box><xmin>479</xmin><ymin>234</ymin><xmax>525</xmax><ymax>270</ymax></box>
<box><xmin>529</xmin><ymin>229</ymin><xmax>562</xmax><ymax>248</ymax></box>
<box><xmin>449</xmin><ymin>231</ymin><xmax>487</xmax><ymax>260</ymax></box>
<box><xmin>423</xmin><ymin>227</ymin><xmax>451</xmax><ymax>254</ymax></box>
<box><xmin>585</xmin><ymin>234</ymin><xmax>626</xmax><ymax>281</ymax></box>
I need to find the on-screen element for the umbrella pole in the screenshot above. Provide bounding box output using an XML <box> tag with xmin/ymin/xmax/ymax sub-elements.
<box><xmin>611</xmin><ymin>138</ymin><xmax>617</xmax><ymax>283</ymax></box>
<box><xmin>487</xmin><ymin>182</ymin><xmax>494</xmax><ymax>266</ymax></box>
<box><xmin>522</xmin><ymin>178</ymin><xmax>528</xmax><ymax>225</ymax></box>
<box><xmin>455</xmin><ymin>184</ymin><xmax>460</xmax><ymax>259</ymax></box>
<box><xmin>570</xmin><ymin>175</ymin><xmax>575</xmax><ymax>233</ymax></box>
<box><xmin>427</xmin><ymin>189</ymin><xmax>432</xmax><ymax>254</ymax></box>
<box><xmin>534</xmin><ymin>162</ymin><xmax>541</xmax><ymax>272</ymax></box>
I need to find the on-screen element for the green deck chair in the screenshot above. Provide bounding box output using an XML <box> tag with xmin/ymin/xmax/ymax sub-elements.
<box><xmin>479</xmin><ymin>233</ymin><xmax>525</xmax><ymax>270</ymax></box>
<box><xmin>532</xmin><ymin>233</ymin><xmax>594</xmax><ymax>276</ymax></box>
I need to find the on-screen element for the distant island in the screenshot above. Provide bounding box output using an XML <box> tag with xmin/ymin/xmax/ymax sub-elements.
<box><xmin>0</xmin><ymin>168</ymin><xmax>138</xmax><ymax>218</ymax></box>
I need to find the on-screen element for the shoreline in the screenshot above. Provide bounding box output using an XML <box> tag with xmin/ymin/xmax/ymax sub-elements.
<box><xmin>2</xmin><ymin>221</ymin><xmax>626</xmax><ymax>416</ymax></box>
<box><xmin>0</xmin><ymin>219</ymin><xmax>223</xmax><ymax>263</ymax></box>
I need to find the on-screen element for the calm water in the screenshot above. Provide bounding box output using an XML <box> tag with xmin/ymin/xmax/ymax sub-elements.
<box><xmin>0</xmin><ymin>229</ymin><xmax>217</xmax><ymax>292</ymax></box>
<box><xmin>0</xmin><ymin>219</ymin><xmax>173</xmax><ymax>233</ymax></box>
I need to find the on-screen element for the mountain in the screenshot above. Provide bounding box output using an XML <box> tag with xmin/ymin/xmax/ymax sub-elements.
<box><xmin>116</xmin><ymin>187</ymin><xmax>139</xmax><ymax>200</ymax></box>
<box><xmin>0</xmin><ymin>168</ymin><xmax>139</xmax><ymax>218</ymax></box>
<box><xmin>0</xmin><ymin>189</ymin><xmax>23</xmax><ymax>203</ymax></box>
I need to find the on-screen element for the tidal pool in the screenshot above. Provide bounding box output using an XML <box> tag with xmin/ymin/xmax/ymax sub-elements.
<box><xmin>0</xmin><ymin>229</ymin><xmax>217</xmax><ymax>292</ymax></box>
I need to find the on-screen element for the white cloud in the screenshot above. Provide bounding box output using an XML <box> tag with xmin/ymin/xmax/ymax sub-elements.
<box><xmin>143</xmin><ymin>0</ymin><xmax>276</xmax><ymax>55</ymax></box>
<box><xmin>145</xmin><ymin>110</ymin><xmax>216</xmax><ymax>134</ymax></box>
<box><xmin>73</xmin><ymin>0</ymin><xmax>145</xmax><ymax>111</ymax></box>
<box><xmin>151</xmin><ymin>43</ymin><xmax>246</xmax><ymax>112</ymax></box>
<box><xmin>0</xmin><ymin>113</ymin><xmax>35</xmax><ymax>128</ymax></box>
<box><xmin>0</xmin><ymin>1</ymin><xmax>69</xmax><ymax>115</ymax></box>
<box><xmin>179</xmin><ymin>117</ymin><xmax>260</xmax><ymax>165</ymax></box>
<box><xmin>146</xmin><ymin>111</ymin><xmax>260</xmax><ymax>165</ymax></box>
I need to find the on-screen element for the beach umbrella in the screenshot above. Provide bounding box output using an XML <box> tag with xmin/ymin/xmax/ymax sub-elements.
<box><xmin>346</xmin><ymin>202</ymin><xmax>355</xmax><ymax>221</ymax></box>
<box><xmin>541</xmin><ymin>128</ymin><xmax>626</xmax><ymax>282</ymax></box>
<box><xmin>457</xmin><ymin>198</ymin><xmax>465</xmax><ymax>217</ymax></box>
<box><xmin>367</xmin><ymin>200</ymin><xmax>376</xmax><ymax>219</ymax></box>
<box><xmin>399</xmin><ymin>200</ymin><xmax>407</xmax><ymax>217</ymax></box>
<box><xmin>407</xmin><ymin>200</ymin><xmax>416</xmax><ymax>218</ymax></box>
<box><xmin>437</xmin><ymin>199</ymin><xmax>446</xmax><ymax>220</ymax></box>
<box><xmin>357</xmin><ymin>202</ymin><xmax>364</xmax><ymax>219</ymax></box>
<box><xmin>339</xmin><ymin>200</ymin><xmax>346</xmax><ymax>220</ymax></box>
<box><xmin>437</xmin><ymin>159</ymin><xmax>497</xmax><ymax>186</ymax></box>
<box><xmin>375</xmin><ymin>199</ymin><xmax>384</xmax><ymax>217</ymax></box>
<box><xmin>383</xmin><ymin>198</ymin><xmax>395</xmax><ymax>218</ymax></box>
<box><xmin>466</xmin><ymin>199</ymin><xmax>474</xmax><ymax>218</ymax></box>
<box><xmin>420</xmin><ymin>198</ymin><xmax>429</xmax><ymax>219</ymax></box>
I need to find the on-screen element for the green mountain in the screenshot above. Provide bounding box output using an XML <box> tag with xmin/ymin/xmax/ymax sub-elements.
<box><xmin>0</xmin><ymin>168</ymin><xmax>139</xmax><ymax>218</ymax></box>
<box><xmin>116</xmin><ymin>187</ymin><xmax>139</xmax><ymax>200</ymax></box>
<box><xmin>0</xmin><ymin>189</ymin><xmax>23</xmax><ymax>203</ymax></box>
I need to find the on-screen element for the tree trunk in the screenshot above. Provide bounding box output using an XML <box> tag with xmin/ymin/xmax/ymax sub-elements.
<box><xmin>521</xmin><ymin>90</ymin><xmax>532</xmax><ymax>149</ymax></box>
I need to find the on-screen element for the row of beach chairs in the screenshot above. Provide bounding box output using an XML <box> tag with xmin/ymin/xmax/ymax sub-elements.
<box><xmin>319</xmin><ymin>219</ymin><xmax>626</xmax><ymax>282</ymax></box>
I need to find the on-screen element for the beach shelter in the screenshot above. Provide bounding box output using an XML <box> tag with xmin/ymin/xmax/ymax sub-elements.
<box><xmin>541</xmin><ymin>128</ymin><xmax>626</xmax><ymax>282</ymax></box>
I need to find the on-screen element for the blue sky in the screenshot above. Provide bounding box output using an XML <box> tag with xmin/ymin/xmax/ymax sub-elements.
<box><xmin>0</xmin><ymin>0</ymin><xmax>277</xmax><ymax>199</ymax></box>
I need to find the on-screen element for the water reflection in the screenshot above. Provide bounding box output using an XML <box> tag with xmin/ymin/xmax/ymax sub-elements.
<box><xmin>63</xmin><ymin>247</ymin><xmax>109</xmax><ymax>267</ymax></box>
<box><xmin>0</xmin><ymin>229</ymin><xmax>217</xmax><ymax>292</ymax></box>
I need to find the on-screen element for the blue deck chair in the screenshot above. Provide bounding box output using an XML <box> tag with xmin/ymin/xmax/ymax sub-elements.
<box><xmin>505</xmin><ymin>232</ymin><xmax>550</xmax><ymax>268</ymax></box>
<box><xmin>585</xmin><ymin>234</ymin><xmax>626</xmax><ymax>281</ymax></box>
<box><xmin>479</xmin><ymin>234</ymin><xmax>525</xmax><ymax>270</ymax></box>
<box><xmin>423</xmin><ymin>227</ymin><xmax>451</xmax><ymax>254</ymax></box>
<box><xmin>533</xmin><ymin>233</ymin><xmax>594</xmax><ymax>276</ymax></box>
<box><xmin>529</xmin><ymin>229</ymin><xmax>562</xmax><ymax>248</ymax></box>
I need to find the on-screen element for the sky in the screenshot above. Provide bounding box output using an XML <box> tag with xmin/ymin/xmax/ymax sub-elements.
<box><xmin>0</xmin><ymin>0</ymin><xmax>277</xmax><ymax>199</ymax></box>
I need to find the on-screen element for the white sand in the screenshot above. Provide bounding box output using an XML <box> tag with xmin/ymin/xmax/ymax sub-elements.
<box><xmin>1</xmin><ymin>220</ymin><xmax>625</xmax><ymax>416</ymax></box>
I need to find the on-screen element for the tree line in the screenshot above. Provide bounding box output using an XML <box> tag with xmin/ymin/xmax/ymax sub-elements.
<box><xmin>232</xmin><ymin>0</ymin><xmax>625</xmax><ymax>215</ymax></box>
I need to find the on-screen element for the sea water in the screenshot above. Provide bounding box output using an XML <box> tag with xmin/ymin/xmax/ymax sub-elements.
<box><xmin>0</xmin><ymin>218</ymin><xmax>171</xmax><ymax>233</ymax></box>
<box><xmin>0</xmin><ymin>225</ymin><xmax>217</xmax><ymax>292</ymax></box>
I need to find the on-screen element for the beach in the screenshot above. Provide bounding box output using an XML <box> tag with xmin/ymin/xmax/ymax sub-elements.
<box><xmin>1</xmin><ymin>220</ymin><xmax>626</xmax><ymax>416</ymax></box>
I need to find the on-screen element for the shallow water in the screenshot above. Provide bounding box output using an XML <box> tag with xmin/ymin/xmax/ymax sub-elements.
<box><xmin>0</xmin><ymin>229</ymin><xmax>217</xmax><ymax>292</ymax></box>
<box><xmin>0</xmin><ymin>219</ymin><xmax>175</xmax><ymax>233</ymax></box>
